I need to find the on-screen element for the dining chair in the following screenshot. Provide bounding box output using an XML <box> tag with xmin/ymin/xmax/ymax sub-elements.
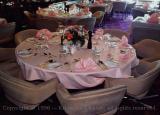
<box><xmin>0</xmin><ymin>48</ymin><xmax>58</xmax><ymax>110</ymax></box>
<box><xmin>125</xmin><ymin>2</ymin><xmax>136</xmax><ymax>16</ymax></box>
<box><xmin>0</xmin><ymin>48</ymin><xmax>23</xmax><ymax>79</ymax></box>
<box><xmin>133</xmin><ymin>39</ymin><xmax>160</xmax><ymax>62</ymax></box>
<box><xmin>15</xmin><ymin>29</ymin><xmax>38</xmax><ymax>45</ymax></box>
<box><xmin>105</xmin><ymin>60</ymin><xmax>160</xmax><ymax>108</ymax></box>
<box><xmin>129</xmin><ymin>21</ymin><xmax>160</xmax><ymax>44</ymax></box>
<box><xmin>132</xmin><ymin>7</ymin><xmax>147</xmax><ymax>19</ymax></box>
<box><xmin>104</xmin><ymin>29</ymin><xmax>130</xmax><ymax>38</ymax></box>
<box><xmin>24</xmin><ymin>10</ymin><xmax>59</xmax><ymax>31</ymax></box>
<box><xmin>104</xmin><ymin>2</ymin><xmax>113</xmax><ymax>20</ymax></box>
<box><xmin>105</xmin><ymin>3</ymin><xmax>113</xmax><ymax>15</ymax></box>
<box><xmin>34</xmin><ymin>18</ymin><xmax>59</xmax><ymax>32</ymax></box>
<box><xmin>56</xmin><ymin>84</ymin><xmax>126</xmax><ymax>115</ymax></box>
<box><xmin>0</xmin><ymin>48</ymin><xmax>16</xmax><ymax>65</ymax></box>
<box><xmin>89</xmin><ymin>5</ymin><xmax>107</xmax><ymax>14</ymax></box>
<box><xmin>76</xmin><ymin>17</ymin><xmax>96</xmax><ymax>32</ymax></box>
<box><xmin>24</xmin><ymin>10</ymin><xmax>37</xmax><ymax>28</ymax></box>
<box><xmin>112</xmin><ymin>1</ymin><xmax>127</xmax><ymax>19</ymax></box>
<box><xmin>92</xmin><ymin>11</ymin><xmax>105</xmax><ymax>27</ymax></box>
<box><xmin>0</xmin><ymin>22</ymin><xmax>16</xmax><ymax>46</ymax></box>
<box><xmin>0</xmin><ymin>70</ymin><xmax>58</xmax><ymax>110</ymax></box>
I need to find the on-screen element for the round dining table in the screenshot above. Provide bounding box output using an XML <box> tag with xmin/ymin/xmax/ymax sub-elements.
<box><xmin>36</xmin><ymin>6</ymin><xmax>92</xmax><ymax>19</ymax></box>
<box><xmin>16</xmin><ymin>34</ymin><xmax>139</xmax><ymax>89</ymax></box>
<box><xmin>36</xmin><ymin>6</ymin><xmax>92</xmax><ymax>26</ymax></box>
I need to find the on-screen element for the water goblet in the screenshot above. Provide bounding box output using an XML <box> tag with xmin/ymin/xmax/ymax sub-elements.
<box><xmin>58</xmin><ymin>24</ymin><xmax>65</xmax><ymax>35</ymax></box>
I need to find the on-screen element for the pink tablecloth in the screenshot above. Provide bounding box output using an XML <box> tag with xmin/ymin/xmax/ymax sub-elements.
<box><xmin>16</xmin><ymin>36</ymin><xmax>139</xmax><ymax>89</ymax></box>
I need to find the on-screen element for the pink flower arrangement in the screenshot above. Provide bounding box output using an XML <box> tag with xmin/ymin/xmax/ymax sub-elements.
<box><xmin>119</xmin><ymin>52</ymin><xmax>130</xmax><ymax>62</ymax></box>
<box><xmin>92</xmin><ymin>28</ymin><xmax>104</xmax><ymax>39</ymax></box>
<box><xmin>36</xmin><ymin>29</ymin><xmax>53</xmax><ymax>40</ymax></box>
<box><xmin>118</xmin><ymin>35</ymin><xmax>129</xmax><ymax>48</ymax></box>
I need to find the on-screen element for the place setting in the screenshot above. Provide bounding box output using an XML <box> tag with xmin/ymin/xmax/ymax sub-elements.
<box><xmin>17</xmin><ymin>48</ymin><xmax>33</xmax><ymax>58</ymax></box>
<box><xmin>38</xmin><ymin>59</ymin><xmax>62</xmax><ymax>70</ymax></box>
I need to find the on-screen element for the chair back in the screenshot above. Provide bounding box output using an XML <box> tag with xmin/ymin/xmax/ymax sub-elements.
<box><xmin>0</xmin><ymin>48</ymin><xmax>16</xmax><ymax>62</ymax></box>
<box><xmin>90</xmin><ymin>5</ymin><xmax>107</xmax><ymax>14</ymax></box>
<box><xmin>56</xmin><ymin>84</ymin><xmax>126</xmax><ymax>115</ymax></box>
<box><xmin>76</xmin><ymin>17</ymin><xmax>96</xmax><ymax>32</ymax></box>
<box><xmin>134</xmin><ymin>60</ymin><xmax>160</xmax><ymax>98</ymax></box>
<box><xmin>0</xmin><ymin>69</ymin><xmax>58</xmax><ymax>110</ymax></box>
<box><xmin>24</xmin><ymin>10</ymin><xmax>35</xmax><ymax>19</ymax></box>
<box><xmin>0</xmin><ymin>22</ymin><xmax>16</xmax><ymax>45</ymax></box>
<box><xmin>130</xmin><ymin>22</ymin><xmax>160</xmax><ymax>44</ymax></box>
<box><xmin>112</xmin><ymin>1</ymin><xmax>127</xmax><ymax>12</ymax></box>
<box><xmin>24</xmin><ymin>11</ymin><xmax>59</xmax><ymax>31</ymax></box>
<box><xmin>133</xmin><ymin>39</ymin><xmax>160</xmax><ymax>60</ymax></box>
<box><xmin>105</xmin><ymin>60</ymin><xmax>160</xmax><ymax>99</ymax></box>
<box><xmin>132</xmin><ymin>8</ymin><xmax>147</xmax><ymax>19</ymax></box>
<box><xmin>106</xmin><ymin>3</ymin><xmax>113</xmax><ymax>14</ymax></box>
<box><xmin>125</xmin><ymin>2</ymin><xmax>136</xmax><ymax>13</ymax></box>
<box><xmin>34</xmin><ymin>18</ymin><xmax>59</xmax><ymax>32</ymax></box>
<box><xmin>93</xmin><ymin>11</ymin><xmax>105</xmax><ymax>26</ymax></box>
<box><xmin>24</xmin><ymin>10</ymin><xmax>37</xmax><ymax>27</ymax></box>
<box><xmin>15</xmin><ymin>29</ymin><xmax>38</xmax><ymax>45</ymax></box>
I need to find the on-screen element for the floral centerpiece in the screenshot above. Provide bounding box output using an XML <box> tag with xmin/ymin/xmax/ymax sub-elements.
<box><xmin>36</xmin><ymin>29</ymin><xmax>53</xmax><ymax>40</ymax></box>
<box><xmin>61</xmin><ymin>25</ymin><xmax>86</xmax><ymax>47</ymax></box>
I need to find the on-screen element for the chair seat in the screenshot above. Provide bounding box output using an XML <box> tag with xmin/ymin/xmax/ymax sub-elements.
<box><xmin>133</xmin><ymin>39</ymin><xmax>160</xmax><ymax>62</ymax></box>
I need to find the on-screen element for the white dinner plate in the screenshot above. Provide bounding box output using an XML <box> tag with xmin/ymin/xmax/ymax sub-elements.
<box><xmin>17</xmin><ymin>49</ymin><xmax>33</xmax><ymax>58</ymax></box>
<box><xmin>26</xmin><ymin>37</ymin><xmax>35</xmax><ymax>43</ymax></box>
<box><xmin>103</xmin><ymin>60</ymin><xmax>119</xmax><ymax>68</ymax></box>
<box><xmin>47</xmin><ymin>62</ymin><xmax>61</xmax><ymax>69</ymax></box>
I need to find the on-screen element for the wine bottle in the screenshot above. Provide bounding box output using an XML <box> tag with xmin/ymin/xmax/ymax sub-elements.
<box><xmin>87</xmin><ymin>31</ymin><xmax>92</xmax><ymax>49</ymax></box>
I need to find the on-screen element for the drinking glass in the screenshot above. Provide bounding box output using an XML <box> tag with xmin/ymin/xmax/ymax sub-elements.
<box><xmin>58</xmin><ymin>24</ymin><xmax>65</xmax><ymax>35</ymax></box>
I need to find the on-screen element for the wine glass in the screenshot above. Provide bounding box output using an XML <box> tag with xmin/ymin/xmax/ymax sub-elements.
<box><xmin>58</xmin><ymin>24</ymin><xmax>65</xmax><ymax>35</ymax></box>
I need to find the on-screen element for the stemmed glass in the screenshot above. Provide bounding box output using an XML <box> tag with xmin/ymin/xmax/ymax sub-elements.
<box><xmin>58</xmin><ymin>23</ymin><xmax>65</xmax><ymax>35</ymax></box>
<box><xmin>92</xmin><ymin>38</ymin><xmax>104</xmax><ymax>64</ymax></box>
